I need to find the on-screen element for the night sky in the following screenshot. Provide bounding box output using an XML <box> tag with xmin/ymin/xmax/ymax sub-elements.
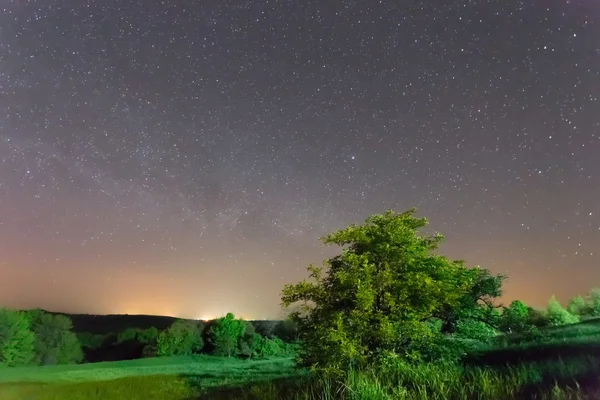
<box><xmin>1</xmin><ymin>0</ymin><xmax>598</xmax><ymax>319</ymax></box>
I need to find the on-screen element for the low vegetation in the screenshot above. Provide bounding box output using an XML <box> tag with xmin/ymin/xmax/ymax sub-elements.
<box><xmin>1</xmin><ymin>208</ymin><xmax>599</xmax><ymax>399</ymax></box>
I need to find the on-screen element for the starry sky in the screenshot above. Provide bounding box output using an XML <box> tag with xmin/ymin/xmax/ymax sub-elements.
<box><xmin>0</xmin><ymin>0</ymin><xmax>599</xmax><ymax>320</ymax></box>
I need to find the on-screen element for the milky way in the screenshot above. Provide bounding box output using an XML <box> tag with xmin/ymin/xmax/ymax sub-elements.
<box><xmin>0</xmin><ymin>0</ymin><xmax>599</xmax><ymax>318</ymax></box>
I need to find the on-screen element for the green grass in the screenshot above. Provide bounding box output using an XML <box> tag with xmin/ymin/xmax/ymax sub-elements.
<box><xmin>0</xmin><ymin>356</ymin><xmax>304</xmax><ymax>400</ymax></box>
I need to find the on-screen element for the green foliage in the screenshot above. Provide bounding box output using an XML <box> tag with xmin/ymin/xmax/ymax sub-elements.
<box><xmin>137</xmin><ymin>327</ymin><xmax>159</xmax><ymax>345</ymax></box>
<box><xmin>0</xmin><ymin>308</ymin><xmax>35</xmax><ymax>366</ymax></box>
<box><xmin>281</xmin><ymin>209</ymin><xmax>505</xmax><ymax>375</ymax></box>
<box><xmin>28</xmin><ymin>310</ymin><xmax>83</xmax><ymax>365</ymax></box>
<box><xmin>273</xmin><ymin>318</ymin><xmax>299</xmax><ymax>342</ymax></box>
<box><xmin>77</xmin><ymin>332</ymin><xmax>106</xmax><ymax>350</ymax></box>
<box><xmin>253</xmin><ymin>320</ymin><xmax>278</xmax><ymax>338</ymax></box>
<box><xmin>156</xmin><ymin>320</ymin><xmax>203</xmax><ymax>357</ymax></box>
<box><xmin>585</xmin><ymin>288</ymin><xmax>600</xmax><ymax>317</ymax></box>
<box><xmin>499</xmin><ymin>300</ymin><xmax>532</xmax><ymax>334</ymax></box>
<box><xmin>208</xmin><ymin>313</ymin><xmax>245</xmax><ymax>357</ymax></box>
<box><xmin>546</xmin><ymin>296</ymin><xmax>579</xmax><ymax>326</ymax></box>
<box><xmin>117</xmin><ymin>328</ymin><xmax>139</xmax><ymax>343</ymax></box>
<box><xmin>567</xmin><ymin>295</ymin><xmax>586</xmax><ymax>316</ymax></box>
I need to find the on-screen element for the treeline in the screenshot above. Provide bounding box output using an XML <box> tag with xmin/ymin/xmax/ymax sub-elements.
<box><xmin>0</xmin><ymin>308</ymin><xmax>298</xmax><ymax>367</ymax></box>
<box><xmin>79</xmin><ymin>313</ymin><xmax>297</xmax><ymax>362</ymax></box>
<box><xmin>499</xmin><ymin>288</ymin><xmax>600</xmax><ymax>337</ymax></box>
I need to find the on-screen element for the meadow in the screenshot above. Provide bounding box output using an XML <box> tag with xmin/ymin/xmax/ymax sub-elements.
<box><xmin>2</xmin><ymin>318</ymin><xmax>600</xmax><ymax>400</ymax></box>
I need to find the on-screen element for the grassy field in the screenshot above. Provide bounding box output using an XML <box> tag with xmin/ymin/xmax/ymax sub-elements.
<box><xmin>0</xmin><ymin>356</ymin><xmax>304</xmax><ymax>400</ymax></box>
<box><xmin>3</xmin><ymin>319</ymin><xmax>600</xmax><ymax>400</ymax></box>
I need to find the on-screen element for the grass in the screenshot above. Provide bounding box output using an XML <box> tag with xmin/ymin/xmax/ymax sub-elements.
<box><xmin>0</xmin><ymin>356</ymin><xmax>304</xmax><ymax>400</ymax></box>
<box><xmin>3</xmin><ymin>319</ymin><xmax>600</xmax><ymax>399</ymax></box>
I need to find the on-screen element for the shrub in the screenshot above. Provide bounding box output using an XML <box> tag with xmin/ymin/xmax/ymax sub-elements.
<box><xmin>0</xmin><ymin>308</ymin><xmax>35</xmax><ymax>366</ymax></box>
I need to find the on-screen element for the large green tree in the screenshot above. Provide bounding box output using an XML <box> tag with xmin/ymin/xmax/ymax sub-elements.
<box><xmin>281</xmin><ymin>209</ymin><xmax>504</xmax><ymax>375</ymax></box>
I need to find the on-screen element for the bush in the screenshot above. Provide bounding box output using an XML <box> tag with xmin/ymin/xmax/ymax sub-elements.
<box><xmin>28</xmin><ymin>310</ymin><xmax>83</xmax><ymax>365</ymax></box>
<box><xmin>0</xmin><ymin>308</ymin><xmax>35</xmax><ymax>366</ymax></box>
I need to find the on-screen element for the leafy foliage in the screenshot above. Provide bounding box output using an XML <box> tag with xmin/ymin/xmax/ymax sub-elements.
<box><xmin>0</xmin><ymin>308</ymin><xmax>35</xmax><ymax>366</ymax></box>
<box><xmin>76</xmin><ymin>332</ymin><xmax>105</xmax><ymax>350</ymax></box>
<box><xmin>499</xmin><ymin>300</ymin><xmax>532</xmax><ymax>333</ymax></box>
<box><xmin>253</xmin><ymin>320</ymin><xmax>278</xmax><ymax>338</ymax></box>
<box><xmin>567</xmin><ymin>295</ymin><xmax>586</xmax><ymax>316</ymax></box>
<box><xmin>27</xmin><ymin>310</ymin><xmax>83</xmax><ymax>365</ymax></box>
<box><xmin>137</xmin><ymin>327</ymin><xmax>159</xmax><ymax>345</ymax></box>
<box><xmin>208</xmin><ymin>313</ymin><xmax>245</xmax><ymax>357</ymax></box>
<box><xmin>546</xmin><ymin>296</ymin><xmax>579</xmax><ymax>326</ymax></box>
<box><xmin>281</xmin><ymin>209</ymin><xmax>504</xmax><ymax>375</ymax></box>
<box><xmin>156</xmin><ymin>320</ymin><xmax>203</xmax><ymax>357</ymax></box>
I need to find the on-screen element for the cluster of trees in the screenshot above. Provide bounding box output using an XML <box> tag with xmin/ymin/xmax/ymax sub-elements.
<box><xmin>0</xmin><ymin>310</ymin><xmax>297</xmax><ymax>367</ymax></box>
<box><xmin>0</xmin><ymin>308</ymin><xmax>82</xmax><ymax>367</ymax></box>
<box><xmin>280</xmin><ymin>209</ymin><xmax>597</xmax><ymax>376</ymax></box>
<box><xmin>142</xmin><ymin>313</ymin><xmax>296</xmax><ymax>359</ymax></box>
<box><xmin>74</xmin><ymin>316</ymin><xmax>298</xmax><ymax>363</ymax></box>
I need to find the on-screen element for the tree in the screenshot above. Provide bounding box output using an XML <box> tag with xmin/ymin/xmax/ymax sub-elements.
<box><xmin>207</xmin><ymin>313</ymin><xmax>245</xmax><ymax>357</ymax></box>
<box><xmin>546</xmin><ymin>296</ymin><xmax>579</xmax><ymax>326</ymax></box>
<box><xmin>567</xmin><ymin>295</ymin><xmax>586</xmax><ymax>316</ymax></box>
<box><xmin>27</xmin><ymin>310</ymin><xmax>83</xmax><ymax>365</ymax></box>
<box><xmin>585</xmin><ymin>289</ymin><xmax>600</xmax><ymax>317</ymax></box>
<box><xmin>156</xmin><ymin>320</ymin><xmax>203</xmax><ymax>357</ymax></box>
<box><xmin>137</xmin><ymin>327</ymin><xmax>159</xmax><ymax>345</ymax></box>
<box><xmin>253</xmin><ymin>320</ymin><xmax>278</xmax><ymax>338</ymax></box>
<box><xmin>281</xmin><ymin>209</ymin><xmax>499</xmax><ymax>375</ymax></box>
<box><xmin>499</xmin><ymin>300</ymin><xmax>531</xmax><ymax>333</ymax></box>
<box><xmin>0</xmin><ymin>308</ymin><xmax>35</xmax><ymax>367</ymax></box>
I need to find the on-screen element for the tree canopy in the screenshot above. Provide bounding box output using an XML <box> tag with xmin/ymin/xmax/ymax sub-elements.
<box><xmin>281</xmin><ymin>209</ymin><xmax>505</xmax><ymax>375</ymax></box>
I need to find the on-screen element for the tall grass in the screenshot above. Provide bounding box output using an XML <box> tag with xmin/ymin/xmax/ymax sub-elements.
<box><xmin>210</xmin><ymin>356</ymin><xmax>600</xmax><ymax>400</ymax></box>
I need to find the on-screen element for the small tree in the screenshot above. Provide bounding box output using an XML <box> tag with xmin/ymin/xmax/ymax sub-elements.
<box><xmin>137</xmin><ymin>327</ymin><xmax>159</xmax><ymax>345</ymax></box>
<box><xmin>208</xmin><ymin>313</ymin><xmax>245</xmax><ymax>357</ymax></box>
<box><xmin>499</xmin><ymin>300</ymin><xmax>531</xmax><ymax>333</ymax></box>
<box><xmin>567</xmin><ymin>295</ymin><xmax>586</xmax><ymax>316</ymax></box>
<box><xmin>156</xmin><ymin>320</ymin><xmax>203</xmax><ymax>357</ymax></box>
<box><xmin>546</xmin><ymin>296</ymin><xmax>579</xmax><ymax>326</ymax></box>
<box><xmin>0</xmin><ymin>308</ymin><xmax>35</xmax><ymax>367</ymax></box>
<box><xmin>28</xmin><ymin>311</ymin><xmax>83</xmax><ymax>365</ymax></box>
<box><xmin>281</xmin><ymin>209</ymin><xmax>501</xmax><ymax>375</ymax></box>
<box><xmin>585</xmin><ymin>289</ymin><xmax>600</xmax><ymax>317</ymax></box>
